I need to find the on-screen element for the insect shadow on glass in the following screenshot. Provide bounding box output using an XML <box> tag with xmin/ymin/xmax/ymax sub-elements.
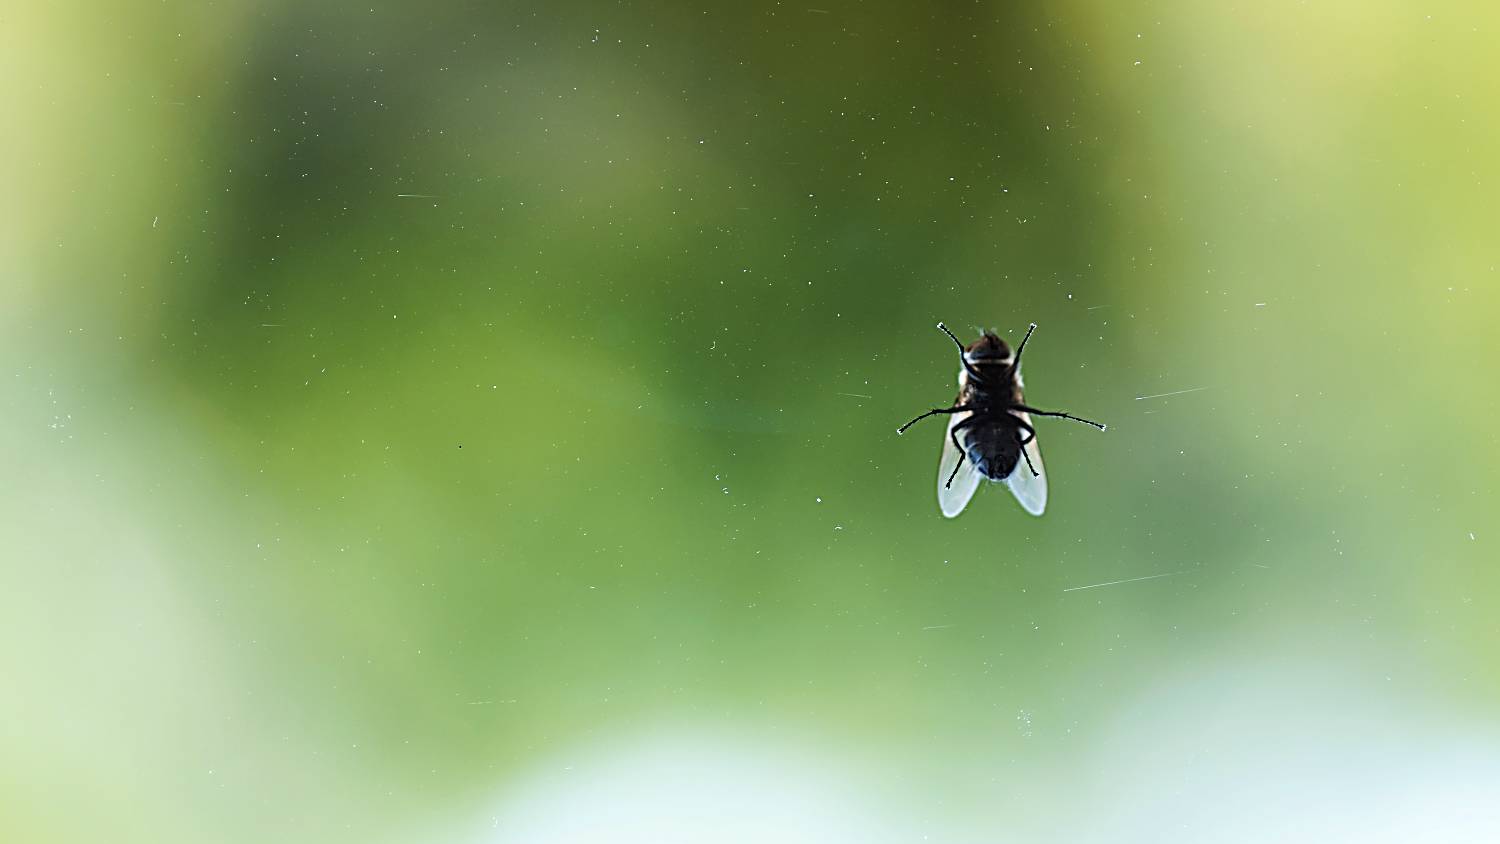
<box><xmin>897</xmin><ymin>322</ymin><xmax>1105</xmax><ymax>518</ymax></box>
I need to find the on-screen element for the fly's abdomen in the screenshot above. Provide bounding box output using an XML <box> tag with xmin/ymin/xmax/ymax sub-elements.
<box><xmin>965</xmin><ymin>425</ymin><xmax>1020</xmax><ymax>481</ymax></box>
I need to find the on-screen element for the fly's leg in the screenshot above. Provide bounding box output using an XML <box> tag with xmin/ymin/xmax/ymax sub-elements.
<box><xmin>946</xmin><ymin>415</ymin><xmax>979</xmax><ymax>488</ymax></box>
<box><xmin>1009</xmin><ymin>322</ymin><xmax>1037</xmax><ymax>379</ymax></box>
<box><xmin>1015</xmin><ymin>416</ymin><xmax>1037</xmax><ymax>446</ymax></box>
<box><xmin>1018</xmin><ymin>447</ymin><xmax>1039</xmax><ymax>478</ymax></box>
<box><xmin>1015</xmin><ymin>417</ymin><xmax>1040</xmax><ymax>477</ymax></box>
<box><xmin>1013</xmin><ymin>403</ymin><xmax>1107</xmax><ymax>431</ymax></box>
<box><xmin>898</xmin><ymin>404</ymin><xmax>976</xmax><ymax>435</ymax></box>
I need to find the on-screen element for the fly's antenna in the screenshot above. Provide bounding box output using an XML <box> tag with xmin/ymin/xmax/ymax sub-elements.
<box><xmin>937</xmin><ymin>322</ymin><xmax>987</xmax><ymax>384</ymax></box>
<box><xmin>1010</xmin><ymin>322</ymin><xmax>1037</xmax><ymax>377</ymax></box>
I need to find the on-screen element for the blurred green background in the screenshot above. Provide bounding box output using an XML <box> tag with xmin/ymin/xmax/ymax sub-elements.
<box><xmin>5</xmin><ymin>1</ymin><xmax>1499</xmax><ymax>841</ymax></box>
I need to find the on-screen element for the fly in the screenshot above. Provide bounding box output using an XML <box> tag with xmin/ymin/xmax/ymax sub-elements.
<box><xmin>898</xmin><ymin>322</ymin><xmax>1105</xmax><ymax>517</ymax></box>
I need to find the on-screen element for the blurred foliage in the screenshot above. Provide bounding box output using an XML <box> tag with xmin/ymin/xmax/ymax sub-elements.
<box><xmin>4</xmin><ymin>1</ymin><xmax>1499</xmax><ymax>841</ymax></box>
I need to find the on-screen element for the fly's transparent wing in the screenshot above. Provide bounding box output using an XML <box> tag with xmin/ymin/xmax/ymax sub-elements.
<box><xmin>1003</xmin><ymin>411</ymin><xmax>1047</xmax><ymax>516</ymax></box>
<box><xmin>938</xmin><ymin>411</ymin><xmax>982</xmax><ymax>518</ymax></box>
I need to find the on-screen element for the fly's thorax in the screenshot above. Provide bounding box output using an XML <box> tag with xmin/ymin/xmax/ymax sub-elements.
<box><xmin>958</xmin><ymin>360</ymin><xmax>1022</xmax><ymax>408</ymax></box>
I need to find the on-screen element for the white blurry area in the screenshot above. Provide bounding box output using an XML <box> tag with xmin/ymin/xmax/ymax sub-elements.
<box><xmin>0</xmin><ymin>354</ymin><xmax>363</xmax><ymax>842</ymax></box>
<box><xmin>469</xmin><ymin>729</ymin><xmax>905</xmax><ymax>844</ymax></box>
<box><xmin>470</xmin><ymin>669</ymin><xmax>1500</xmax><ymax>844</ymax></box>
